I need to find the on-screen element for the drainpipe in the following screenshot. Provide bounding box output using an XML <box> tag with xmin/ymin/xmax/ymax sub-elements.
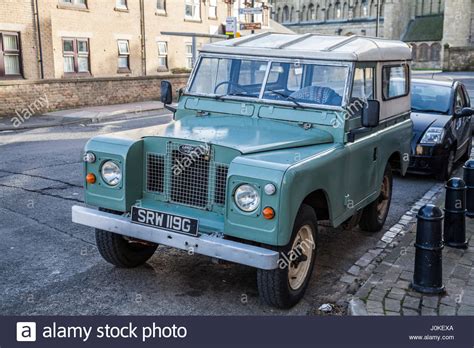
<box><xmin>139</xmin><ymin>0</ymin><xmax>147</xmax><ymax>76</ymax></box>
<box><xmin>32</xmin><ymin>0</ymin><xmax>44</xmax><ymax>79</ymax></box>
<box><xmin>375</xmin><ymin>0</ymin><xmax>381</xmax><ymax>37</ymax></box>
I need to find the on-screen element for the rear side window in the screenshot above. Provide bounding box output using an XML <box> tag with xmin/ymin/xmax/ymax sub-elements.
<box><xmin>382</xmin><ymin>64</ymin><xmax>409</xmax><ymax>100</ymax></box>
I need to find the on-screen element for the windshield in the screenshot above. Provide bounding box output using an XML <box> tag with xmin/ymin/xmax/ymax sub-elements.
<box><xmin>411</xmin><ymin>82</ymin><xmax>451</xmax><ymax>114</ymax></box>
<box><xmin>188</xmin><ymin>56</ymin><xmax>349</xmax><ymax>107</ymax></box>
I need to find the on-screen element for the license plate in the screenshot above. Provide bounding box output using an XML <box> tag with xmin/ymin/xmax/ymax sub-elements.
<box><xmin>131</xmin><ymin>207</ymin><xmax>199</xmax><ymax>236</ymax></box>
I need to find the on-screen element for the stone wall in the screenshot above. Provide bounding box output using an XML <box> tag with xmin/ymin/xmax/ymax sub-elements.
<box><xmin>443</xmin><ymin>46</ymin><xmax>474</xmax><ymax>71</ymax></box>
<box><xmin>0</xmin><ymin>74</ymin><xmax>188</xmax><ymax>117</ymax></box>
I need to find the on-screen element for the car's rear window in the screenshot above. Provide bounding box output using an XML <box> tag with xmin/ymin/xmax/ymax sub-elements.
<box><xmin>411</xmin><ymin>83</ymin><xmax>451</xmax><ymax>114</ymax></box>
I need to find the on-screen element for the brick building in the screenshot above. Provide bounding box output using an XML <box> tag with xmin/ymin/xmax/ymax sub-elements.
<box><xmin>0</xmin><ymin>0</ymin><xmax>234</xmax><ymax>116</ymax></box>
<box><xmin>269</xmin><ymin>0</ymin><xmax>474</xmax><ymax>71</ymax></box>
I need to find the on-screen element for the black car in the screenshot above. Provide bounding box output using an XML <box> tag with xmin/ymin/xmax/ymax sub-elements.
<box><xmin>409</xmin><ymin>78</ymin><xmax>473</xmax><ymax>180</ymax></box>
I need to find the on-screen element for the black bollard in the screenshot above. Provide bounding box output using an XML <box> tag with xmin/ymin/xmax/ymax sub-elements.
<box><xmin>464</xmin><ymin>159</ymin><xmax>474</xmax><ymax>218</ymax></box>
<box><xmin>444</xmin><ymin>177</ymin><xmax>468</xmax><ymax>249</ymax></box>
<box><xmin>411</xmin><ymin>204</ymin><xmax>445</xmax><ymax>295</ymax></box>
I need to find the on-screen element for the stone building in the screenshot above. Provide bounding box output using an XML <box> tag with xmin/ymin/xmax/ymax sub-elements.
<box><xmin>269</xmin><ymin>0</ymin><xmax>474</xmax><ymax>71</ymax></box>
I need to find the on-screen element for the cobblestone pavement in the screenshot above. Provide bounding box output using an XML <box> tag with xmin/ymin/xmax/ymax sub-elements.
<box><xmin>346</xmin><ymin>166</ymin><xmax>474</xmax><ymax>316</ymax></box>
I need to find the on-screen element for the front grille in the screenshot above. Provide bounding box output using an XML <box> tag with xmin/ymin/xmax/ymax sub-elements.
<box><xmin>146</xmin><ymin>143</ymin><xmax>229</xmax><ymax>210</ymax></box>
<box><xmin>146</xmin><ymin>153</ymin><xmax>165</xmax><ymax>193</ymax></box>
<box><xmin>170</xmin><ymin>148</ymin><xmax>210</xmax><ymax>208</ymax></box>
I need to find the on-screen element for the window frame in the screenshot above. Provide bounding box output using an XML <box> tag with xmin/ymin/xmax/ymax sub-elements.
<box><xmin>117</xmin><ymin>39</ymin><xmax>131</xmax><ymax>73</ymax></box>
<box><xmin>115</xmin><ymin>0</ymin><xmax>128</xmax><ymax>10</ymax></box>
<box><xmin>208</xmin><ymin>0</ymin><xmax>217</xmax><ymax>19</ymax></box>
<box><xmin>59</xmin><ymin>0</ymin><xmax>88</xmax><ymax>9</ymax></box>
<box><xmin>156</xmin><ymin>0</ymin><xmax>166</xmax><ymax>14</ymax></box>
<box><xmin>157</xmin><ymin>41</ymin><xmax>168</xmax><ymax>71</ymax></box>
<box><xmin>185</xmin><ymin>43</ymin><xmax>194</xmax><ymax>69</ymax></box>
<box><xmin>350</xmin><ymin>64</ymin><xmax>376</xmax><ymax>101</ymax></box>
<box><xmin>185</xmin><ymin>0</ymin><xmax>201</xmax><ymax>21</ymax></box>
<box><xmin>0</xmin><ymin>31</ymin><xmax>23</xmax><ymax>79</ymax></box>
<box><xmin>62</xmin><ymin>37</ymin><xmax>90</xmax><ymax>77</ymax></box>
<box><xmin>382</xmin><ymin>63</ymin><xmax>410</xmax><ymax>101</ymax></box>
<box><xmin>186</xmin><ymin>54</ymin><xmax>353</xmax><ymax>111</ymax></box>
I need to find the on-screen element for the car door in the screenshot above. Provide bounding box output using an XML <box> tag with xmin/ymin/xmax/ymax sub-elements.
<box><xmin>454</xmin><ymin>85</ymin><xmax>471</xmax><ymax>159</ymax></box>
<box><xmin>345</xmin><ymin>65</ymin><xmax>379</xmax><ymax>208</ymax></box>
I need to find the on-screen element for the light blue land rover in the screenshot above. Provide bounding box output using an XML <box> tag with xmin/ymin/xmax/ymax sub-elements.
<box><xmin>72</xmin><ymin>33</ymin><xmax>413</xmax><ymax>308</ymax></box>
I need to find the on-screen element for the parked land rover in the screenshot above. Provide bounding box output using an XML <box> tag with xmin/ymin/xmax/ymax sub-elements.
<box><xmin>72</xmin><ymin>33</ymin><xmax>413</xmax><ymax>308</ymax></box>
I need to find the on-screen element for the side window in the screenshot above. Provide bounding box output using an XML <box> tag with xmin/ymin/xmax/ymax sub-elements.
<box><xmin>382</xmin><ymin>64</ymin><xmax>409</xmax><ymax>100</ymax></box>
<box><xmin>455</xmin><ymin>88</ymin><xmax>466</xmax><ymax>111</ymax></box>
<box><xmin>351</xmin><ymin>67</ymin><xmax>375</xmax><ymax>100</ymax></box>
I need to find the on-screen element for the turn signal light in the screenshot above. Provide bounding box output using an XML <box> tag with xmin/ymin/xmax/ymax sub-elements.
<box><xmin>86</xmin><ymin>173</ymin><xmax>96</xmax><ymax>184</ymax></box>
<box><xmin>262</xmin><ymin>207</ymin><xmax>275</xmax><ymax>220</ymax></box>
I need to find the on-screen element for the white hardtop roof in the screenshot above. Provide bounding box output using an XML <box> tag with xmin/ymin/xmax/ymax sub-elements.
<box><xmin>201</xmin><ymin>33</ymin><xmax>412</xmax><ymax>62</ymax></box>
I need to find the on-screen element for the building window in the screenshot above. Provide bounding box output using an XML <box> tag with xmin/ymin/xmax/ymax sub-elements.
<box><xmin>115</xmin><ymin>0</ymin><xmax>127</xmax><ymax>10</ymax></box>
<box><xmin>0</xmin><ymin>32</ymin><xmax>22</xmax><ymax>78</ymax></box>
<box><xmin>362</xmin><ymin>0</ymin><xmax>368</xmax><ymax>16</ymax></box>
<box><xmin>157</xmin><ymin>0</ymin><xmax>166</xmax><ymax>12</ymax></box>
<box><xmin>283</xmin><ymin>6</ymin><xmax>289</xmax><ymax>22</ymax></box>
<box><xmin>117</xmin><ymin>40</ymin><xmax>130</xmax><ymax>72</ymax></box>
<box><xmin>335</xmin><ymin>2</ymin><xmax>342</xmax><ymax>18</ymax></box>
<box><xmin>59</xmin><ymin>0</ymin><xmax>87</xmax><ymax>8</ymax></box>
<box><xmin>431</xmin><ymin>43</ymin><xmax>441</xmax><ymax>61</ymax></box>
<box><xmin>62</xmin><ymin>38</ymin><xmax>89</xmax><ymax>75</ymax></box>
<box><xmin>185</xmin><ymin>0</ymin><xmax>200</xmax><ymax>20</ymax></box>
<box><xmin>382</xmin><ymin>64</ymin><xmax>409</xmax><ymax>100</ymax></box>
<box><xmin>411</xmin><ymin>43</ymin><xmax>418</xmax><ymax>60</ymax></box>
<box><xmin>418</xmin><ymin>43</ymin><xmax>430</xmax><ymax>62</ymax></box>
<box><xmin>157</xmin><ymin>41</ymin><xmax>168</xmax><ymax>71</ymax></box>
<box><xmin>185</xmin><ymin>43</ymin><xmax>193</xmax><ymax>69</ymax></box>
<box><xmin>209</xmin><ymin>0</ymin><xmax>217</xmax><ymax>19</ymax></box>
<box><xmin>308</xmin><ymin>4</ymin><xmax>315</xmax><ymax>20</ymax></box>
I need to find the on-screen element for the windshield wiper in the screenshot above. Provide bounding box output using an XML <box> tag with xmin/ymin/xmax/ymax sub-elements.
<box><xmin>268</xmin><ymin>89</ymin><xmax>304</xmax><ymax>108</ymax></box>
<box><xmin>412</xmin><ymin>107</ymin><xmax>447</xmax><ymax>114</ymax></box>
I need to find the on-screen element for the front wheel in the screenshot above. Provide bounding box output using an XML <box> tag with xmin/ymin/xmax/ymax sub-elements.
<box><xmin>359</xmin><ymin>163</ymin><xmax>393</xmax><ymax>232</ymax></box>
<box><xmin>257</xmin><ymin>204</ymin><xmax>318</xmax><ymax>309</ymax></box>
<box><xmin>436</xmin><ymin>149</ymin><xmax>455</xmax><ymax>181</ymax></box>
<box><xmin>96</xmin><ymin>229</ymin><xmax>158</xmax><ymax>268</ymax></box>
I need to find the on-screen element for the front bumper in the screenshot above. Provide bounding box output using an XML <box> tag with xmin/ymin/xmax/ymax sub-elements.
<box><xmin>72</xmin><ymin>205</ymin><xmax>279</xmax><ymax>270</ymax></box>
<box><xmin>408</xmin><ymin>154</ymin><xmax>447</xmax><ymax>174</ymax></box>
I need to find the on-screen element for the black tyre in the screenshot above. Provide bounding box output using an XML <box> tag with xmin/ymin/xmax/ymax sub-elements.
<box><xmin>436</xmin><ymin>148</ymin><xmax>455</xmax><ymax>181</ymax></box>
<box><xmin>359</xmin><ymin>163</ymin><xmax>393</xmax><ymax>232</ymax></box>
<box><xmin>95</xmin><ymin>229</ymin><xmax>158</xmax><ymax>268</ymax></box>
<box><xmin>257</xmin><ymin>204</ymin><xmax>318</xmax><ymax>309</ymax></box>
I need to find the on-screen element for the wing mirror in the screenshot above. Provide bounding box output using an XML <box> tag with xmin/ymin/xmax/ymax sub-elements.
<box><xmin>160</xmin><ymin>80</ymin><xmax>176</xmax><ymax>113</ymax></box>
<box><xmin>456</xmin><ymin>107</ymin><xmax>474</xmax><ymax>118</ymax></box>
<box><xmin>361</xmin><ymin>100</ymin><xmax>380</xmax><ymax>128</ymax></box>
<box><xmin>160</xmin><ymin>80</ymin><xmax>173</xmax><ymax>105</ymax></box>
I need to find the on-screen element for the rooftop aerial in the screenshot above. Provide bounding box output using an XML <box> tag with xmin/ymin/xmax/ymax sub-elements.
<box><xmin>201</xmin><ymin>32</ymin><xmax>412</xmax><ymax>62</ymax></box>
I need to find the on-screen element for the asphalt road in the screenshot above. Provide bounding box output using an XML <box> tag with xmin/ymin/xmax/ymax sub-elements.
<box><xmin>0</xmin><ymin>110</ymin><xmax>447</xmax><ymax>316</ymax></box>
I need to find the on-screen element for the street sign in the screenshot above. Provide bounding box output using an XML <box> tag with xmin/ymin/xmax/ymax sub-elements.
<box><xmin>240</xmin><ymin>22</ymin><xmax>262</xmax><ymax>31</ymax></box>
<box><xmin>239</xmin><ymin>7</ymin><xmax>263</xmax><ymax>15</ymax></box>
<box><xmin>225</xmin><ymin>16</ymin><xmax>238</xmax><ymax>36</ymax></box>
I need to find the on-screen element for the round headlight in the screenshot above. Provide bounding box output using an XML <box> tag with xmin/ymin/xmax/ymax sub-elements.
<box><xmin>101</xmin><ymin>161</ymin><xmax>122</xmax><ymax>186</ymax></box>
<box><xmin>234</xmin><ymin>184</ymin><xmax>260</xmax><ymax>212</ymax></box>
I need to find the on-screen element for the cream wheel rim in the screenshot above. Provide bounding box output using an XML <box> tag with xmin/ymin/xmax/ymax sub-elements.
<box><xmin>288</xmin><ymin>224</ymin><xmax>315</xmax><ymax>291</ymax></box>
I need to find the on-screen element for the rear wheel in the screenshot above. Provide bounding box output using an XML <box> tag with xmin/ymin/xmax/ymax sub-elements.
<box><xmin>359</xmin><ymin>164</ymin><xmax>393</xmax><ymax>232</ymax></box>
<box><xmin>96</xmin><ymin>229</ymin><xmax>158</xmax><ymax>268</ymax></box>
<box><xmin>257</xmin><ymin>204</ymin><xmax>318</xmax><ymax>309</ymax></box>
